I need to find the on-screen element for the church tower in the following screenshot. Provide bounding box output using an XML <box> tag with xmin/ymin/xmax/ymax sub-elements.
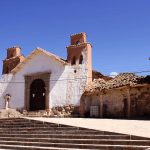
<box><xmin>67</xmin><ymin>32</ymin><xmax>92</xmax><ymax>83</ymax></box>
<box><xmin>2</xmin><ymin>46</ymin><xmax>25</xmax><ymax>74</ymax></box>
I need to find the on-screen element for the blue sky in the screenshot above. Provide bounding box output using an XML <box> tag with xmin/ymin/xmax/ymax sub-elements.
<box><xmin>0</xmin><ymin>0</ymin><xmax>150</xmax><ymax>76</ymax></box>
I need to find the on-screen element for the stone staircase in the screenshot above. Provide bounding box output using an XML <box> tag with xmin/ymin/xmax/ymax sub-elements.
<box><xmin>0</xmin><ymin>118</ymin><xmax>149</xmax><ymax>149</ymax></box>
<box><xmin>23</xmin><ymin>111</ymin><xmax>48</xmax><ymax>117</ymax></box>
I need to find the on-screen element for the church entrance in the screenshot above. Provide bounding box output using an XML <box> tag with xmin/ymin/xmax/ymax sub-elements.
<box><xmin>24</xmin><ymin>72</ymin><xmax>50</xmax><ymax>111</ymax></box>
<box><xmin>29</xmin><ymin>79</ymin><xmax>46</xmax><ymax>111</ymax></box>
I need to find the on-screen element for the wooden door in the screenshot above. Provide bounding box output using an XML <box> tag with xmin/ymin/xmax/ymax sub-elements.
<box><xmin>30</xmin><ymin>79</ymin><xmax>46</xmax><ymax>111</ymax></box>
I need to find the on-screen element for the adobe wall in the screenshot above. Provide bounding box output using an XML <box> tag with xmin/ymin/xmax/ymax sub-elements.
<box><xmin>3</xmin><ymin>46</ymin><xmax>25</xmax><ymax>74</ymax></box>
<box><xmin>80</xmin><ymin>85</ymin><xmax>150</xmax><ymax>118</ymax></box>
<box><xmin>3</xmin><ymin>56</ymin><xmax>25</xmax><ymax>74</ymax></box>
<box><xmin>130</xmin><ymin>86</ymin><xmax>150</xmax><ymax>118</ymax></box>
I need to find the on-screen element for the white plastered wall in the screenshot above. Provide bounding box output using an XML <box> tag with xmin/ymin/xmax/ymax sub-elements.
<box><xmin>0</xmin><ymin>51</ymin><xmax>88</xmax><ymax>110</ymax></box>
<box><xmin>0</xmin><ymin>74</ymin><xmax>13</xmax><ymax>108</ymax></box>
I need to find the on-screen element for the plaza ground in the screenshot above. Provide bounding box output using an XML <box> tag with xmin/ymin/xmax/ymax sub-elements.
<box><xmin>26</xmin><ymin>117</ymin><xmax>150</xmax><ymax>138</ymax></box>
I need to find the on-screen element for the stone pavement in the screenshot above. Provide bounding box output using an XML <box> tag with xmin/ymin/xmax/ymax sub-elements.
<box><xmin>27</xmin><ymin>118</ymin><xmax>150</xmax><ymax>138</ymax></box>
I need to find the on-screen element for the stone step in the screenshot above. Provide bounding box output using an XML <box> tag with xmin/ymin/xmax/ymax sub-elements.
<box><xmin>0</xmin><ymin>125</ymin><xmax>89</xmax><ymax>130</ymax></box>
<box><xmin>0</xmin><ymin>140</ymin><xmax>149</xmax><ymax>149</ymax></box>
<box><xmin>0</xmin><ymin>119</ymin><xmax>30</xmax><ymax>123</ymax></box>
<box><xmin>0</xmin><ymin>126</ymin><xmax>85</xmax><ymax>130</ymax></box>
<box><xmin>0</xmin><ymin>127</ymin><xmax>124</xmax><ymax>135</ymax></box>
<box><xmin>0</xmin><ymin>128</ymin><xmax>117</xmax><ymax>135</ymax></box>
<box><xmin>0</xmin><ymin>130</ymin><xmax>105</xmax><ymax>135</ymax></box>
<box><xmin>0</xmin><ymin>134</ymin><xmax>131</xmax><ymax>139</ymax></box>
<box><xmin>0</xmin><ymin>124</ymin><xmax>69</xmax><ymax>128</ymax></box>
<box><xmin>0</xmin><ymin>144</ymin><xmax>81</xmax><ymax>150</ymax></box>
<box><xmin>0</xmin><ymin>118</ymin><xmax>125</xmax><ymax>135</ymax></box>
<box><xmin>0</xmin><ymin>122</ymin><xmax>68</xmax><ymax>127</ymax></box>
<box><xmin>26</xmin><ymin>111</ymin><xmax>47</xmax><ymax>114</ymax></box>
<box><xmin>0</xmin><ymin>133</ymin><xmax>148</xmax><ymax>140</ymax></box>
<box><xmin>26</xmin><ymin>115</ymin><xmax>45</xmax><ymax>117</ymax></box>
<box><xmin>1</xmin><ymin>137</ymin><xmax>150</xmax><ymax>146</ymax></box>
<box><xmin>132</xmin><ymin>136</ymin><xmax>150</xmax><ymax>140</ymax></box>
<box><xmin>0</xmin><ymin>144</ymin><xmax>148</xmax><ymax>150</ymax></box>
<box><xmin>0</xmin><ymin>118</ymin><xmax>148</xmax><ymax>150</ymax></box>
<box><xmin>0</xmin><ymin>130</ymin><xmax>107</xmax><ymax>135</ymax></box>
<box><xmin>0</xmin><ymin>121</ymin><xmax>58</xmax><ymax>125</ymax></box>
<box><xmin>0</xmin><ymin>118</ymin><xmax>23</xmax><ymax>121</ymax></box>
<box><xmin>0</xmin><ymin>124</ymin><xmax>93</xmax><ymax>130</ymax></box>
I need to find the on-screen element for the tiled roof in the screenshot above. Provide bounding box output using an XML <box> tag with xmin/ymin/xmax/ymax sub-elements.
<box><xmin>85</xmin><ymin>73</ymin><xmax>150</xmax><ymax>94</ymax></box>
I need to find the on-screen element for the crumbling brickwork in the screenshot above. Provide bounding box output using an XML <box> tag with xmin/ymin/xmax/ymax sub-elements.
<box><xmin>80</xmin><ymin>74</ymin><xmax>150</xmax><ymax>119</ymax></box>
<box><xmin>2</xmin><ymin>47</ymin><xmax>25</xmax><ymax>74</ymax></box>
<box><xmin>70</xmin><ymin>32</ymin><xmax>86</xmax><ymax>45</ymax></box>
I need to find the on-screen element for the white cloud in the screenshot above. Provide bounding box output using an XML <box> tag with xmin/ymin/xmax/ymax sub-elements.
<box><xmin>110</xmin><ymin>72</ymin><xmax>118</xmax><ymax>78</ymax></box>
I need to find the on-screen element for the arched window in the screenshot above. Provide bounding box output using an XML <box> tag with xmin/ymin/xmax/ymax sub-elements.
<box><xmin>71</xmin><ymin>56</ymin><xmax>76</xmax><ymax>65</ymax></box>
<box><xmin>79</xmin><ymin>55</ymin><xmax>83</xmax><ymax>64</ymax></box>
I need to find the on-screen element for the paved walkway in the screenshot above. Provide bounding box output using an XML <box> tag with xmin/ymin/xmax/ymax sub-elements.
<box><xmin>26</xmin><ymin>117</ymin><xmax>150</xmax><ymax>138</ymax></box>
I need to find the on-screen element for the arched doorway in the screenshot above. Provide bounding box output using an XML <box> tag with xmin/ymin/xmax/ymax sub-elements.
<box><xmin>29</xmin><ymin>79</ymin><xmax>46</xmax><ymax>111</ymax></box>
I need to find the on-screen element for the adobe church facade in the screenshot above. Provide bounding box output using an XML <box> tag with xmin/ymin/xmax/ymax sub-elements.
<box><xmin>0</xmin><ymin>33</ymin><xmax>92</xmax><ymax>115</ymax></box>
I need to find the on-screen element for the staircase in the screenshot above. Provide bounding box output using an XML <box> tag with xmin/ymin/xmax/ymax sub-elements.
<box><xmin>24</xmin><ymin>111</ymin><xmax>48</xmax><ymax>117</ymax></box>
<box><xmin>0</xmin><ymin>118</ymin><xmax>149</xmax><ymax>149</ymax></box>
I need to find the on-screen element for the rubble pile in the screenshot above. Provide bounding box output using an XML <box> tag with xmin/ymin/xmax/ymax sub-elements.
<box><xmin>23</xmin><ymin>105</ymin><xmax>79</xmax><ymax>117</ymax></box>
<box><xmin>85</xmin><ymin>73</ymin><xmax>143</xmax><ymax>94</ymax></box>
<box><xmin>0</xmin><ymin>109</ymin><xmax>22</xmax><ymax>118</ymax></box>
<box><xmin>85</xmin><ymin>78</ymin><xmax>106</xmax><ymax>93</ymax></box>
<box><xmin>50</xmin><ymin>105</ymin><xmax>79</xmax><ymax>117</ymax></box>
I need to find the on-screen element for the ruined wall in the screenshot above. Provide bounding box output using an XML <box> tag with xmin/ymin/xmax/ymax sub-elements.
<box><xmin>81</xmin><ymin>90</ymin><xmax>125</xmax><ymax>118</ymax></box>
<box><xmin>102</xmin><ymin>90</ymin><xmax>125</xmax><ymax>118</ymax></box>
<box><xmin>130</xmin><ymin>86</ymin><xmax>150</xmax><ymax>118</ymax></box>
<box><xmin>80</xmin><ymin>85</ymin><xmax>150</xmax><ymax>118</ymax></box>
<box><xmin>70</xmin><ymin>32</ymin><xmax>86</xmax><ymax>45</ymax></box>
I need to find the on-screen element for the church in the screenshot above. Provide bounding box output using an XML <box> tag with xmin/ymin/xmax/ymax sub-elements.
<box><xmin>0</xmin><ymin>32</ymin><xmax>93</xmax><ymax>116</ymax></box>
<box><xmin>1</xmin><ymin>32</ymin><xmax>150</xmax><ymax>118</ymax></box>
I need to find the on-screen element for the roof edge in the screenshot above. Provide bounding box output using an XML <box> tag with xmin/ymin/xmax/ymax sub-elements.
<box><xmin>11</xmin><ymin>47</ymin><xmax>68</xmax><ymax>74</ymax></box>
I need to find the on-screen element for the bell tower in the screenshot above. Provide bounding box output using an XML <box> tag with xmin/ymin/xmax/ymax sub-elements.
<box><xmin>67</xmin><ymin>32</ymin><xmax>92</xmax><ymax>83</ymax></box>
<box><xmin>2</xmin><ymin>46</ymin><xmax>25</xmax><ymax>74</ymax></box>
